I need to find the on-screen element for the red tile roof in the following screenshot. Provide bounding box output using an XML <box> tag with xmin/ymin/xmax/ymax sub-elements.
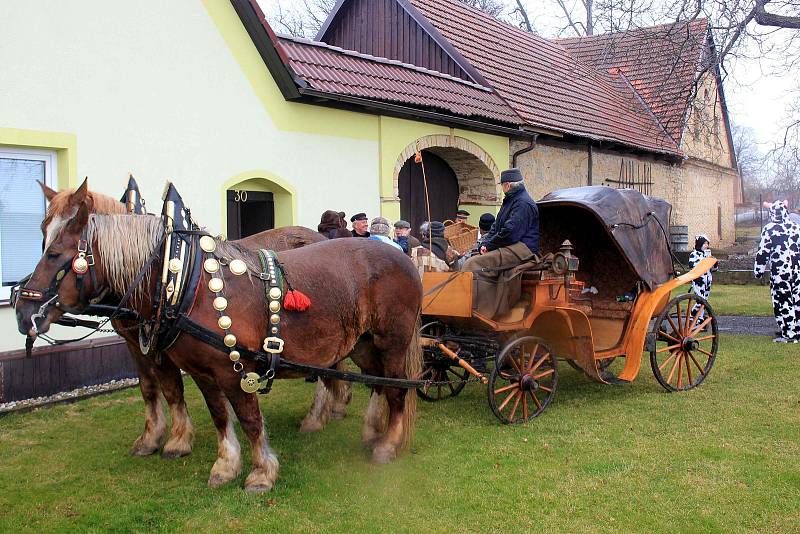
<box><xmin>278</xmin><ymin>36</ymin><xmax>524</xmax><ymax>126</ymax></box>
<box><xmin>558</xmin><ymin>19</ymin><xmax>709</xmax><ymax>144</ymax></box>
<box><xmin>407</xmin><ymin>0</ymin><xmax>684</xmax><ymax>155</ymax></box>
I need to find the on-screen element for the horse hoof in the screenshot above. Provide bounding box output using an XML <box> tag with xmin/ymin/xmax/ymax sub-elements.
<box><xmin>371</xmin><ymin>446</ymin><xmax>397</xmax><ymax>464</ymax></box>
<box><xmin>208</xmin><ymin>473</ymin><xmax>237</xmax><ymax>489</ymax></box>
<box><xmin>161</xmin><ymin>445</ymin><xmax>192</xmax><ymax>460</ymax></box>
<box><xmin>130</xmin><ymin>442</ymin><xmax>159</xmax><ymax>457</ymax></box>
<box><xmin>244</xmin><ymin>482</ymin><xmax>273</xmax><ymax>494</ymax></box>
<box><xmin>299</xmin><ymin>418</ymin><xmax>324</xmax><ymax>433</ymax></box>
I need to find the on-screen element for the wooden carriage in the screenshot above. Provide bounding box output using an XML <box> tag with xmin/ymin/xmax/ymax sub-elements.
<box><xmin>418</xmin><ymin>186</ymin><xmax>719</xmax><ymax>424</ymax></box>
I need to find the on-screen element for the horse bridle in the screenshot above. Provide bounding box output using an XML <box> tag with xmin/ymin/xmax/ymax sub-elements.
<box><xmin>14</xmin><ymin>227</ymin><xmax>100</xmax><ymax>334</ymax></box>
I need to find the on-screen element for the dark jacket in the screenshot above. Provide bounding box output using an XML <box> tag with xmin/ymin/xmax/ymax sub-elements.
<box><xmin>351</xmin><ymin>229</ymin><xmax>371</xmax><ymax>238</ymax></box>
<box><xmin>395</xmin><ymin>235</ymin><xmax>421</xmax><ymax>255</ymax></box>
<box><xmin>421</xmin><ymin>237</ymin><xmax>449</xmax><ymax>261</ymax></box>
<box><xmin>482</xmin><ymin>185</ymin><xmax>539</xmax><ymax>254</ymax></box>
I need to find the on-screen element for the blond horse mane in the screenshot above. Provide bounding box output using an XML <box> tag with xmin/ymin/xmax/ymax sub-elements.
<box><xmin>86</xmin><ymin>214</ymin><xmax>164</xmax><ymax>304</ymax></box>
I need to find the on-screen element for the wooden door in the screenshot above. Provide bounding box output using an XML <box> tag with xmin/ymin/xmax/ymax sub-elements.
<box><xmin>398</xmin><ymin>150</ymin><xmax>459</xmax><ymax>237</ymax></box>
<box><xmin>226</xmin><ymin>189</ymin><xmax>274</xmax><ymax>240</ymax></box>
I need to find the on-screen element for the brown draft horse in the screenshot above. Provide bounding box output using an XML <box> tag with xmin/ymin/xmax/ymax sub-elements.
<box><xmin>37</xmin><ymin>180</ymin><xmax>348</xmax><ymax>461</ymax></box>
<box><xmin>17</xmin><ymin>204</ymin><xmax>422</xmax><ymax>492</ymax></box>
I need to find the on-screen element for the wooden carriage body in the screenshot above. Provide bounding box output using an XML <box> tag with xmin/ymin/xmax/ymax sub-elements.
<box><xmin>421</xmin><ymin>186</ymin><xmax>718</xmax><ymax>385</ymax></box>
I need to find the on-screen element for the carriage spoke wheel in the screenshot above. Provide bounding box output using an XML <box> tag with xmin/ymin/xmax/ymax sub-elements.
<box><xmin>488</xmin><ymin>337</ymin><xmax>557</xmax><ymax>424</ymax></box>
<box><xmin>650</xmin><ymin>293</ymin><xmax>718</xmax><ymax>392</ymax></box>
<box><xmin>417</xmin><ymin>322</ymin><xmax>469</xmax><ymax>402</ymax></box>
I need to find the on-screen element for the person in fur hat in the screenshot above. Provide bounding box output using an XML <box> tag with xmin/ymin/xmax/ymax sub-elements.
<box><xmin>754</xmin><ymin>200</ymin><xmax>800</xmax><ymax>343</ymax></box>
<box><xmin>687</xmin><ymin>234</ymin><xmax>718</xmax><ymax>320</ymax></box>
<box><xmin>317</xmin><ymin>210</ymin><xmax>351</xmax><ymax>239</ymax></box>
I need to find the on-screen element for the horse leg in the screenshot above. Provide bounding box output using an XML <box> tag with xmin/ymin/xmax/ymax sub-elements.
<box><xmin>157</xmin><ymin>356</ymin><xmax>195</xmax><ymax>459</ymax></box>
<box><xmin>345</xmin><ymin>338</ymin><xmax>389</xmax><ymax>448</ymax></box>
<box><xmin>128</xmin><ymin>346</ymin><xmax>166</xmax><ymax>457</ymax></box>
<box><xmin>299</xmin><ymin>365</ymin><xmax>353</xmax><ymax>432</ymax></box>
<box><xmin>224</xmin><ymin>387</ymin><xmax>280</xmax><ymax>494</ymax></box>
<box><xmin>195</xmin><ymin>379</ymin><xmax>242</xmax><ymax>488</ymax></box>
<box><xmin>368</xmin><ymin>325</ymin><xmax>421</xmax><ymax>464</ymax></box>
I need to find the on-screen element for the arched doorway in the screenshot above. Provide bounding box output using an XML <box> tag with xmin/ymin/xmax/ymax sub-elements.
<box><xmin>222</xmin><ymin>173</ymin><xmax>295</xmax><ymax>239</ymax></box>
<box><xmin>398</xmin><ymin>150</ymin><xmax>459</xmax><ymax>236</ymax></box>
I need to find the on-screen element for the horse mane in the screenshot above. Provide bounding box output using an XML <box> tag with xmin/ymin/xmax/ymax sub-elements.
<box><xmin>45</xmin><ymin>188</ymin><xmax>126</xmax><ymax>249</ymax></box>
<box><xmin>87</xmin><ymin>214</ymin><xmax>163</xmax><ymax>304</ymax></box>
<box><xmin>87</xmin><ymin>214</ymin><xmax>263</xmax><ymax>303</ymax></box>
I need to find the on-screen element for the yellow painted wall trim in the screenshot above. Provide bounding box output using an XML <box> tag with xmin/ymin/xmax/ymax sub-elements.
<box><xmin>0</xmin><ymin>127</ymin><xmax>77</xmax><ymax>189</ymax></box>
<box><xmin>220</xmin><ymin>170</ymin><xmax>298</xmax><ymax>234</ymax></box>
<box><xmin>201</xmin><ymin>0</ymin><xmax>378</xmax><ymax>140</ymax></box>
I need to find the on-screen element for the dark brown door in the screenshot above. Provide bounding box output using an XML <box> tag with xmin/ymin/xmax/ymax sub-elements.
<box><xmin>226</xmin><ymin>189</ymin><xmax>274</xmax><ymax>240</ymax></box>
<box><xmin>398</xmin><ymin>150</ymin><xmax>459</xmax><ymax>237</ymax></box>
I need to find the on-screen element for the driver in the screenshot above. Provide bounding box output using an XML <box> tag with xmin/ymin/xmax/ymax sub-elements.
<box><xmin>462</xmin><ymin>168</ymin><xmax>539</xmax><ymax>274</ymax></box>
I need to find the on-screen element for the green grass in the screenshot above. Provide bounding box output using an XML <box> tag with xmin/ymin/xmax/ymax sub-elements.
<box><xmin>1</xmin><ymin>336</ymin><xmax>799</xmax><ymax>532</ymax></box>
<box><xmin>673</xmin><ymin>284</ymin><xmax>773</xmax><ymax>316</ymax></box>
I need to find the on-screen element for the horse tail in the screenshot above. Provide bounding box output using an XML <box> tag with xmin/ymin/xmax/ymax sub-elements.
<box><xmin>400</xmin><ymin>315</ymin><xmax>422</xmax><ymax>452</ymax></box>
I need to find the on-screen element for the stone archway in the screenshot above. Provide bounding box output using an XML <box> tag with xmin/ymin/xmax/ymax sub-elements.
<box><xmin>392</xmin><ymin>135</ymin><xmax>501</xmax><ymax>208</ymax></box>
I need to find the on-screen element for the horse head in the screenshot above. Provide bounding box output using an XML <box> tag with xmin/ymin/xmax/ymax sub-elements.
<box><xmin>15</xmin><ymin>187</ymin><xmax>99</xmax><ymax>336</ymax></box>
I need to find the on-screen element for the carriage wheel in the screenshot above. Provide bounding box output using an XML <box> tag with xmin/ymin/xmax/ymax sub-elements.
<box><xmin>650</xmin><ymin>293</ymin><xmax>718</xmax><ymax>392</ymax></box>
<box><xmin>488</xmin><ymin>337</ymin><xmax>557</xmax><ymax>424</ymax></box>
<box><xmin>417</xmin><ymin>322</ymin><xmax>469</xmax><ymax>402</ymax></box>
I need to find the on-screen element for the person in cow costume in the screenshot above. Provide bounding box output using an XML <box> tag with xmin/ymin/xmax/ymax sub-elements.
<box><xmin>687</xmin><ymin>234</ymin><xmax>717</xmax><ymax>319</ymax></box>
<box><xmin>754</xmin><ymin>200</ymin><xmax>800</xmax><ymax>343</ymax></box>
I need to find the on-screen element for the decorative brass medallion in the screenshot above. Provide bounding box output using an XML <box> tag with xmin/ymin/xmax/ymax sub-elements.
<box><xmin>72</xmin><ymin>255</ymin><xmax>89</xmax><ymax>274</ymax></box>
<box><xmin>240</xmin><ymin>372</ymin><xmax>261</xmax><ymax>394</ymax></box>
<box><xmin>270</xmin><ymin>314</ymin><xmax>280</xmax><ymax>325</ymax></box>
<box><xmin>269</xmin><ymin>300</ymin><xmax>280</xmax><ymax>313</ymax></box>
<box><xmin>229</xmin><ymin>350</ymin><xmax>240</xmax><ymax>362</ymax></box>
<box><xmin>218</xmin><ymin>315</ymin><xmax>232</xmax><ymax>330</ymax></box>
<box><xmin>229</xmin><ymin>259</ymin><xmax>247</xmax><ymax>276</ymax></box>
<box><xmin>203</xmin><ymin>258</ymin><xmax>220</xmax><ymax>274</ymax></box>
<box><xmin>268</xmin><ymin>287</ymin><xmax>282</xmax><ymax>300</ymax></box>
<box><xmin>199</xmin><ymin>235</ymin><xmax>216</xmax><ymax>253</ymax></box>
<box><xmin>212</xmin><ymin>296</ymin><xmax>228</xmax><ymax>311</ymax></box>
<box><xmin>168</xmin><ymin>258</ymin><xmax>182</xmax><ymax>273</ymax></box>
<box><xmin>223</xmin><ymin>333</ymin><xmax>237</xmax><ymax>347</ymax></box>
<box><xmin>208</xmin><ymin>278</ymin><xmax>223</xmax><ymax>293</ymax></box>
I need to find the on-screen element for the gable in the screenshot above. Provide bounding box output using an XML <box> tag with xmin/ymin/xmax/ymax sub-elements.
<box><xmin>317</xmin><ymin>0</ymin><xmax>480</xmax><ymax>83</ymax></box>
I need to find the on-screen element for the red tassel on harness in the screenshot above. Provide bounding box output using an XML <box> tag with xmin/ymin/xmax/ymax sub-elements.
<box><xmin>284</xmin><ymin>289</ymin><xmax>311</xmax><ymax>312</ymax></box>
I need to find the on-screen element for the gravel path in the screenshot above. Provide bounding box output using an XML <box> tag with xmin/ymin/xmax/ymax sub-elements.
<box><xmin>0</xmin><ymin>378</ymin><xmax>139</xmax><ymax>416</ymax></box>
<box><xmin>718</xmin><ymin>315</ymin><xmax>775</xmax><ymax>337</ymax></box>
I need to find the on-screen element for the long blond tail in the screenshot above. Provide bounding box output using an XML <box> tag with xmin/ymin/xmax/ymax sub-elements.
<box><xmin>400</xmin><ymin>317</ymin><xmax>422</xmax><ymax>451</ymax></box>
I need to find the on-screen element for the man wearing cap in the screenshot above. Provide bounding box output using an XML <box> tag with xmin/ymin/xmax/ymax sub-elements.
<box><xmin>456</xmin><ymin>209</ymin><xmax>470</xmax><ymax>223</ymax></box>
<box><xmin>478</xmin><ymin>213</ymin><xmax>495</xmax><ymax>241</ymax></box>
<box><xmin>350</xmin><ymin>213</ymin><xmax>370</xmax><ymax>237</ymax></box>
<box><xmin>368</xmin><ymin>217</ymin><xmax>403</xmax><ymax>251</ymax></box>
<box><xmin>462</xmin><ymin>168</ymin><xmax>539</xmax><ymax>316</ymax></box>
<box><xmin>393</xmin><ymin>220</ymin><xmax>420</xmax><ymax>254</ymax></box>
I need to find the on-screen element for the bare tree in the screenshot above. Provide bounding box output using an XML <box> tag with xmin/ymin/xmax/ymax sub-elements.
<box><xmin>733</xmin><ymin>124</ymin><xmax>768</xmax><ymax>201</ymax></box>
<box><xmin>461</xmin><ymin>0</ymin><xmax>507</xmax><ymax>17</ymax></box>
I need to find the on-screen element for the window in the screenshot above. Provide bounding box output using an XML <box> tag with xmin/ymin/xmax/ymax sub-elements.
<box><xmin>0</xmin><ymin>147</ymin><xmax>57</xmax><ymax>300</ymax></box>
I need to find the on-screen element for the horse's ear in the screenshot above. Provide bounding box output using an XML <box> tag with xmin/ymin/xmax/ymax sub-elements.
<box><xmin>38</xmin><ymin>180</ymin><xmax>58</xmax><ymax>201</ymax></box>
<box><xmin>69</xmin><ymin>177</ymin><xmax>89</xmax><ymax>206</ymax></box>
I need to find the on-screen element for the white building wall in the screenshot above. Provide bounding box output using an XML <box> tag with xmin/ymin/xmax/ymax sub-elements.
<box><xmin>0</xmin><ymin>0</ymin><xmax>381</xmax><ymax>351</ymax></box>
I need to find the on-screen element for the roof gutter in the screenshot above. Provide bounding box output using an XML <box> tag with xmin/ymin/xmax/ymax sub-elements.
<box><xmin>298</xmin><ymin>87</ymin><xmax>536</xmax><ymax>139</ymax></box>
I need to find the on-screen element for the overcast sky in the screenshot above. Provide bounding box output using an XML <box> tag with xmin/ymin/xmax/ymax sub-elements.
<box><xmin>261</xmin><ymin>0</ymin><xmax>796</xmax><ymax>152</ymax></box>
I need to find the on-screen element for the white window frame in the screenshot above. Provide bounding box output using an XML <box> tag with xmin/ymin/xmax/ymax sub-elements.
<box><xmin>0</xmin><ymin>147</ymin><xmax>58</xmax><ymax>301</ymax></box>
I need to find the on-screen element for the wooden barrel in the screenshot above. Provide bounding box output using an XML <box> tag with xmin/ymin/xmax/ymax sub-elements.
<box><xmin>669</xmin><ymin>225</ymin><xmax>689</xmax><ymax>252</ymax></box>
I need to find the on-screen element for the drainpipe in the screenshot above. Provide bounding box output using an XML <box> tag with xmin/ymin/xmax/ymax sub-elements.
<box><xmin>587</xmin><ymin>143</ymin><xmax>593</xmax><ymax>186</ymax></box>
<box><xmin>511</xmin><ymin>134</ymin><xmax>538</xmax><ymax>167</ymax></box>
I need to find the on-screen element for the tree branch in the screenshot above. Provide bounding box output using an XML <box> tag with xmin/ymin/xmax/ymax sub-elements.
<box><xmin>754</xmin><ymin>0</ymin><xmax>800</xmax><ymax>29</ymax></box>
<box><xmin>514</xmin><ymin>0</ymin><xmax>534</xmax><ymax>32</ymax></box>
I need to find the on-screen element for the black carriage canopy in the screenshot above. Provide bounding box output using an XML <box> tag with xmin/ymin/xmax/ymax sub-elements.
<box><xmin>538</xmin><ymin>186</ymin><xmax>673</xmax><ymax>290</ymax></box>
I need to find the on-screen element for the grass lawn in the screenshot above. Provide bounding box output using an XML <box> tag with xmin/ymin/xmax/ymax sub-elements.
<box><xmin>673</xmin><ymin>283</ymin><xmax>773</xmax><ymax>316</ymax></box>
<box><xmin>1</xmin><ymin>335</ymin><xmax>799</xmax><ymax>533</ymax></box>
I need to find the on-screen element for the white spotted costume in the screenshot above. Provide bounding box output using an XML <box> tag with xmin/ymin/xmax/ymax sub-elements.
<box><xmin>754</xmin><ymin>201</ymin><xmax>800</xmax><ymax>342</ymax></box>
<box><xmin>687</xmin><ymin>235</ymin><xmax>717</xmax><ymax>319</ymax></box>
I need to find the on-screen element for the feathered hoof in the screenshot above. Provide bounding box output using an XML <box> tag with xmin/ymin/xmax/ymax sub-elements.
<box><xmin>129</xmin><ymin>439</ymin><xmax>160</xmax><ymax>457</ymax></box>
<box><xmin>299</xmin><ymin>417</ymin><xmax>325</xmax><ymax>433</ymax></box>
<box><xmin>244</xmin><ymin>467</ymin><xmax>277</xmax><ymax>494</ymax></box>
<box><xmin>371</xmin><ymin>444</ymin><xmax>397</xmax><ymax>464</ymax></box>
<box><xmin>161</xmin><ymin>442</ymin><xmax>192</xmax><ymax>459</ymax></box>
